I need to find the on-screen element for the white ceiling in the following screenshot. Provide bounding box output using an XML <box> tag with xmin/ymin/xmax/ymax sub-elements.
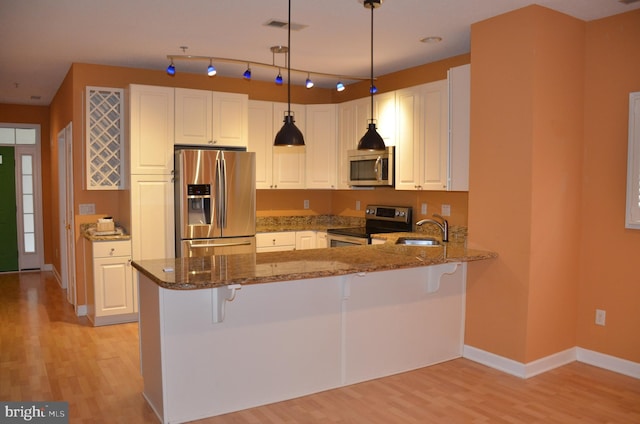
<box><xmin>1</xmin><ymin>0</ymin><xmax>638</xmax><ymax>106</ymax></box>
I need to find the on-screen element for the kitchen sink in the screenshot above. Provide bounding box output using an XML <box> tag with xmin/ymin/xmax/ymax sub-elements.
<box><xmin>395</xmin><ymin>237</ymin><xmax>441</xmax><ymax>246</ymax></box>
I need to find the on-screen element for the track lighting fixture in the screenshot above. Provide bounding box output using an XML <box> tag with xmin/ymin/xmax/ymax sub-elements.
<box><xmin>207</xmin><ymin>60</ymin><xmax>216</xmax><ymax>77</ymax></box>
<box><xmin>357</xmin><ymin>0</ymin><xmax>386</xmax><ymax>151</ymax></box>
<box><xmin>165</xmin><ymin>52</ymin><xmax>371</xmax><ymax>89</ymax></box>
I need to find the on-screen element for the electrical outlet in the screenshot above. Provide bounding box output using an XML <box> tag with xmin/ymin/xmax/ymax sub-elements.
<box><xmin>303</xmin><ymin>200</ymin><xmax>310</xmax><ymax>209</ymax></box>
<box><xmin>421</xmin><ymin>203</ymin><xmax>427</xmax><ymax>215</ymax></box>
<box><xmin>595</xmin><ymin>309</ymin><xmax>606</xmax><ymax>326</ymax></box>
<box><xmin>356</xmin><ymin>200</ymin><xmax>361</xmax><ymax>211</ymax></box>
<box><xmin>441</xmin><ymin>204</ymin><xmax>451</xmax><ymax>217</ymax></box>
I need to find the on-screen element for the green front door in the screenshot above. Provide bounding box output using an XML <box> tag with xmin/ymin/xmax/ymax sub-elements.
<box><xmin>0</xmin><ymin>146</ymin><xmax>18</xmax><ymax>271</ymax></box>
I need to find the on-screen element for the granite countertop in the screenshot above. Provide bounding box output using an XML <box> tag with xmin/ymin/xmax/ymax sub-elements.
<box><xmin>132</xmin><ymin>235</ymin><xmax>496</xmax><ymax>290</ymax></box>
<box><xmin>81</xmin><ymin>223</ymin><xmax>131</xmax><ymax>241</ymax></box>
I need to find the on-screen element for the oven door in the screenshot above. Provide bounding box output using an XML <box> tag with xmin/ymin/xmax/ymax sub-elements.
<box><xmin>326</xmin><ymin>233</ymin><xmax>370</xmax><ymax>247</ymax></box>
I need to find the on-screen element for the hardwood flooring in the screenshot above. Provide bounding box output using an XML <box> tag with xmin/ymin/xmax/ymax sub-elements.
<box><xmin>1</xmin><ymin>271</ymin><xmax>639</xmax><ymax>423</ymax></box>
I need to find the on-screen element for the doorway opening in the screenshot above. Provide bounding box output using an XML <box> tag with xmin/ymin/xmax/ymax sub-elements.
<box><xmin>0</xmin><ymin>125</ymin><xmax>43</xmax><ymax>272</ymax></box>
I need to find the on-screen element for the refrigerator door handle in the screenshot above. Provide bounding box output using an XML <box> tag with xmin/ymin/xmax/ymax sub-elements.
<box><xmin>186</xmin><ymin>240</ymin><xmax>253</xmax><ymax>248</ymax></box>
<box><xmin>215</xmin><ymin>151</ymin><xmax>224</xmax><ymax>228</ymax></box>
<box><xmin>220</xmin><ymin>152</ymin><xmax>228</xmax><ymax>228</ymax></box>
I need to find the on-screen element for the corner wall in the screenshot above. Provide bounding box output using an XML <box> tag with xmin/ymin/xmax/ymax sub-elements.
<box><xmin>466</xmin><ymin>5</ymin><xmax>584</xmax><ymax>363</ymax></box>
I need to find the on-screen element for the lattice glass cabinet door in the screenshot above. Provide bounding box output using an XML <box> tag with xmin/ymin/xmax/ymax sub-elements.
<box><xmin>86</xmin><ymin>86</ymin><xmax>125</xmax><ymax>190</ymax></box>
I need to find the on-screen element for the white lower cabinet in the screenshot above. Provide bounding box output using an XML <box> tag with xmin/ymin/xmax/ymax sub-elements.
<box><xmin>256</xmin><ymin>231</ymin><xmax>296</xmax><ymax>252</ymax></box>
<box><xmin>85</xmin><ymin>239</ymin><xmax>137</xmax><ymax>326</ymax></box>
<box><xmin>316</xmin><ymin>231</ymin><xmax>328</xmax><ymax>248</ymax></box>
<box><xmin>295</xmin><ymin>231</ymin><xmax>317</xmax><ymax>250</ymax></box>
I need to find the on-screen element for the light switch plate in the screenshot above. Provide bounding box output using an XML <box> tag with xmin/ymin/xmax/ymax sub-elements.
<box><xmin>421</xmin><ymin>203</ymin><xmax>427</xmax><ymax>215</ymax></box>
<box><xmin>441</xmin><ymin>204</ymin><xmax>451</xmax><ymax>217</ymax></box>
<box><xmin>303</xmin><ymin>200</ymin><xmax>309</xmax><ymax>209</ymax></box>
<box><xmin>356</xmin><ymin>200</ymin><xmax>361</xmax><ymax>211</ymax></box>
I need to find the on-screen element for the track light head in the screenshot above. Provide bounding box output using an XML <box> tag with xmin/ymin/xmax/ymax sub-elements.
<box><xmin>166</xmin><ymin>61</ymin><xmax>176</xmax><ymax>76</ymax></box>
<box><xmin>336</xmin><ymin>82</ymin><xmax>345</xmax><ymax>92</ymax></box>
<box><xmin>207</xmin><ymin>60</ymin><xmax>217</xmax><ymax>77</ymax></box>
<box><xmin>305</xmin><ymin>74</ymin><xmax>314</xmax><ymax>89</ymax></box>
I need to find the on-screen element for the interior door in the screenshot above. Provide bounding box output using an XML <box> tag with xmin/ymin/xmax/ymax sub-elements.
<box><xmin>0</xmin><ymin>146</ymin><xmax>19</xmax><ymax>271</ymax></box>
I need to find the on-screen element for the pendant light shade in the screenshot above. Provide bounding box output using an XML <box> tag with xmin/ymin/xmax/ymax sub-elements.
<box><xmin>274</xmin><ymin>0</ymin><xmax>305</xmax><ymax>147</ymax></box>
<box><xmin>358</xmin><ymin>0</ymin><xmax>385</xmax><ymax>150</ymax></box>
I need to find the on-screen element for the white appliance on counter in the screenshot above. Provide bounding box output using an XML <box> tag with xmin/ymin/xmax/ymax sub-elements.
<box><xmin>175</xmin><ymin>148</ymin><xmax>256</xmax><ymax>257</ymax></box>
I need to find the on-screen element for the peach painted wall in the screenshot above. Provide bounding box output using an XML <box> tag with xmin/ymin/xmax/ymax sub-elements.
<box><xmin>257</xmin><ymin>189</ymin><xmax>468</xmax><ymax>228</ymax></box>
<box><xmin>578</xmin><ymin>10</ymin><xmax>640</xmax><ymax>363</ymax></box>
<box><xmin>466</xmin><ymin>6</ymin><xmax>584</xmax><ymax>363</ymax></box>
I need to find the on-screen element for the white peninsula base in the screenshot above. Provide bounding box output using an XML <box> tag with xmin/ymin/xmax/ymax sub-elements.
<box><xmin>138</xmin><ymin>263</ymin><xmax>466</xmax><ymax>424</ymax></box>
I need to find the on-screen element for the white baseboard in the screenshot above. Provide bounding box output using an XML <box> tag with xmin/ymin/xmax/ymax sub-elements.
<box><xmin>576</xmin><ymin>347</ymin><xmax>640</xmax><ymax>379</ymax></box>
<box><xmin>463</xmin><ymin>345</ymin><xmax>639</xmax><ymax>379</ymax></box>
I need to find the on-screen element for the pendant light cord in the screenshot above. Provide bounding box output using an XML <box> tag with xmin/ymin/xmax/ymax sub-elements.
<box><xmin>369</xmin><ymin>1</ymin><xmax>374</xmax><ymax>122</ymax></box>
<box><xmin>287</xmin><ymin>0</ymin><xmax>292</xmax><ymax>116</ymax></box>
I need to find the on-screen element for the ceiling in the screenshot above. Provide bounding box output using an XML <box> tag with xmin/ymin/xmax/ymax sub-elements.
<box><xmin>2</xmin><ymin>0</ymin><xmax>639</xmax><ymax>106</ymax></box>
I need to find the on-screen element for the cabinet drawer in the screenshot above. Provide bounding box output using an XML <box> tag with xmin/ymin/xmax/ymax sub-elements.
<box><xmin>256</xmin><ymin>232</ymin><xmax>296</xmax><ymax>248</ymax></box>
<box><xmin>92</xmin><ymin>240</ymin><xmax>132</xmax><ymax>258</ymax></box>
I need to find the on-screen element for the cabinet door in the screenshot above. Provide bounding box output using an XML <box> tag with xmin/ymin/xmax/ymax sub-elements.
<box><xmin>248</xmin><ymin>100</ymin><xmax>274</xmax><ymax>189</ymax></box>
<box><xmin>395</xmin><ymin>87</ymin><xmax>422</xmax><ymax>191</ymax></box>
<box><xmin>131</xmin><ymin>174</ymin><xmax>175</xmax><ymax>261</ymax></box>
<box><xmin>272</xmin><ymin>103</ymin><xmax>306</xmax><ymax>189</ymax></box>
<box><xmin>316</xmin><ymin>231</ymin><xmax>328</xmax><ymax>248</ymax></box>
<box><xmin>305</xmin><ymin>104</ymin><xmax>337</xmax><ymax>189</ymax></box>
<box><xmin>420</xmin><ymin>80</ymin><xmax>449</xmax><ymax>190</ymax></box>
<box><xmin>175</xmin><ymin>88</ymin><xmax>212</xmax><ymax>145</ymax></box>
<box><xmin>94</xmin><ymin>255</ymin><xmax>134</xmax><ymax>317</ymax></box>
<box><xmin>448</xmin><ymin>64</ymin><xmax>470</xmax><ymax>191</ymax></box>
<box><xmin>212</xmin><ymin>92</ymin><xmax>248</xmax><ymax>147</ymax></box>
<box><xmin>374</xmin><ymin>91</ymin><xmax>396</xmax><ymax>146</ymax></box>
<box><xmin>295</xmin><ymin>231</ymin><xmax>317</xmax><ymax>250</ymax></box>
<box><xmin>337</xmin><ymin>98</ymin><xmax>370</xmax><ymax>189</ymax></box>
<box><xmin>129</xmin><ymin>85</ymin><xmax>175</xmax><ymax>174</ymax></box>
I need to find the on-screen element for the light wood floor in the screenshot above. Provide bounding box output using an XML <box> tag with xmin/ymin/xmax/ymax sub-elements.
<box><xmin>1</xmin><ymin>271</ymin><xmax>639</xmax><ymax>423</ymax></box>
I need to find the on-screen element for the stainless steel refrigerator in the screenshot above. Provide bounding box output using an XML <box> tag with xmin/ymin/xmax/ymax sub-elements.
<box><xmin>175</xmin><ymin>148</ymin><xmax>256</xmax><ymax>257</ymax></box>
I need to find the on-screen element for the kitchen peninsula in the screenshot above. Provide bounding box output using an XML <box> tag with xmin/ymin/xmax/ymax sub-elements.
<box><xmin>133</xmin><ymin>241</ymin><xmax>495</xmax><ymax>424</ymax></box>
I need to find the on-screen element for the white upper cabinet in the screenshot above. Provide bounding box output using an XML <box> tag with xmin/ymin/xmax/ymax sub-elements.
<box><xmin>448</xmin><ymin>64</ymin><xmax>471</xmax><ymax>191</ymax></box>
<box><xmin>337</xmin><ymin>97</ymin><xmax>370</xmax><ymax>189</ymax></box>
<box><xmin>305</xmin><ymin>104</ymin><xmax>338</xmax><ymax>189</ymax></box>
<box><xmin>272</xmin><ymin>102</ymin><xmax>306</xmax><ymax>189</ymax></box>
<box><xmin>248</xmin><ymin>100</ymin><xmax>274</xmax><ymax>189</ymax></box>
<box><xmin>175</xmin><ymin>88</ymin><xmax>248</xmax><ymax>148</ymax></box>
<box><xmin>395</xmin><ymin>80</ymin><xmax>449</xmax><ymax>191</ymax></box>
<box><xmin>374</xmin><ymin>91</ymin><xmax>397</xmax><ymax>147</ymax></box>
<box><xmin>129</xmin><ymin>84</ymin><xmax>175</xmax><ymax>175</ymax></box>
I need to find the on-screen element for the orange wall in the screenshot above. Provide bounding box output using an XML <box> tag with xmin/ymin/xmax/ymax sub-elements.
<box><xmin>466</xmin><ymin>5</ymin><xmax>584</xmax><ymax>363</ymax></box>
<box><xmin>577</xmin><ymin>10</ymin><xmax>640</xmax><ymax>362</ymax></box>
<box><xmin>257</xmin><ymin>189</ymin><xmax>469</xmax><ymax>227</ymax></box>
<box><xmin>467</xmin><ymin>5</ymin><xmax>640</xmax><ymax>364</ymax></box>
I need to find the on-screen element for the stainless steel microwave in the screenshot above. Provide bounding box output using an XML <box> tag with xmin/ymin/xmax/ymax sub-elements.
<box><xmin>347</xmin><ymin>146</ymin><xmax>394</xmax><ymax>187</ymax></box>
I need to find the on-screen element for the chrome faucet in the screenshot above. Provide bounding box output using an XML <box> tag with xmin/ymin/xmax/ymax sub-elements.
<box><xmin>416</xmin><ymin>214</ymin><xmax>449</xmax><ymax>242</ymax></box>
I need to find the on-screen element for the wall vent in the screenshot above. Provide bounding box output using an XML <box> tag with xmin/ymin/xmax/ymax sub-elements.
<box><xmin>264</xmin><ymin>19</ymin><xmax>307</xmax><ymax>31</ymax></box>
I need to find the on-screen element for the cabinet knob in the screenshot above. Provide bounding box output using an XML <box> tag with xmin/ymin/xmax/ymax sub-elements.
<box><xmin>110</xmin><ymin>248</ymin><xmax>115</xmax><ymax>255</ymax></box>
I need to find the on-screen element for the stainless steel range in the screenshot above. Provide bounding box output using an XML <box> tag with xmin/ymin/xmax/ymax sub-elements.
<box><xmin>326</xmin><ymin>205</ymin><xmax>412</xmax><ymax>247</ymax></box>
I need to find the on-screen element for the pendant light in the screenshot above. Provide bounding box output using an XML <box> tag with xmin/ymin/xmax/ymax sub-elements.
<box><xmin>274</xmin><ymin>0</ymin><xmax>305</xmax><ymax>147</ymax></box>
<box><xmin>357</xmin><ymin>0</ymin><xmax>385</xmax><ymax>151</ymax></box>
